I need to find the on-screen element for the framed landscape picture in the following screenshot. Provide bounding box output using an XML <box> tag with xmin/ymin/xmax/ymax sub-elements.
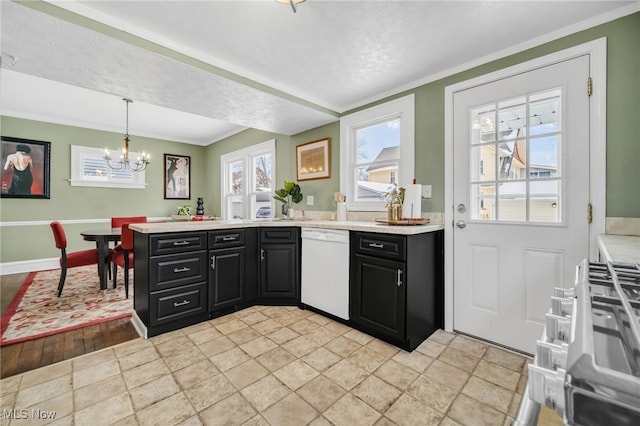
<box><xmin>296</xmin><ymin>137</ymin><xmax>330</xmax><ymax>181</ymax></box>
<box><xmin>164</xmin><ymin>153</ymin><xmax>190</xmax><ymax>199</ymax></box>
<box><xmin>0</xmin><ymin>136</ymin><xmax>51</xmax><ymax>199</ymax></box>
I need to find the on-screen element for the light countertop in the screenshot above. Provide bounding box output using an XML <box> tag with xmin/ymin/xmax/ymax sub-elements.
<box><xmin>597</xmin><ymin>234</ymin><xmax>640</xmax><ymax>264</ymax></box>
<box><xmin>130</xmin><ymin>219</ymin><xmax>444</xmax><ymax>236</ymax></box>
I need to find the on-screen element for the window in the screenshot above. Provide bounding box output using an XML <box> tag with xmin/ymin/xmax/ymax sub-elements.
<box><xmin>70</xmin><ymin>145</ymin><xmax>146</xmax><ymax>189</ymax></box>
<box><xmin>340</xmin><ymin>94</ymin><xmax>415</xmax><ymax>211</ymax></box>
<box><xmin>220</xmin><ymin>139</ymin><xmax>275</xmax><ymax>220</ymax></box>
<box><xmin>469</xmin><ymin>88</ymin><xmax>562</xmax><ymax>223</ymax></box>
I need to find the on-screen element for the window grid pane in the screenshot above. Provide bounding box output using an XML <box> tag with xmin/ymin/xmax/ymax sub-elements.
<box><xmin>469</xmin><ymin>88</ymin><xmax>562</xmax><ymax>223</ymax></box>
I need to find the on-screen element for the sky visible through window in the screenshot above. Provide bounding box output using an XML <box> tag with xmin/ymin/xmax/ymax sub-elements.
<box><xmin>356</xmin><ymin>119</ymin><xmax>400</xmax><ymax>163</ymax></box>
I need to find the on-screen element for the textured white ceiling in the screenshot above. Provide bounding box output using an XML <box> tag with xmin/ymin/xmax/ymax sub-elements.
<box><xmin>1</xmin><ymin>0</ymin><xmax>637</xmax><ymax>145</ymax></box>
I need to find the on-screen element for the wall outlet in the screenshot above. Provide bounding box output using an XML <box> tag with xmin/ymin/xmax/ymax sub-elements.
<box><xmin>421</xmin><ymin>185</ymin><xmax>432</xmax><ymax>198</ymax></box>
<box><xmin>306</xmin><ymin>195</ymin><xmax>314</xmax><ymax>205</ymax></box>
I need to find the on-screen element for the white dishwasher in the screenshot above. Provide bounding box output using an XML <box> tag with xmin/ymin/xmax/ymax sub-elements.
<box><xmin>301</xmin><ymin>228</ymin><xmax>350</xmax><ymax>320</ymax></box>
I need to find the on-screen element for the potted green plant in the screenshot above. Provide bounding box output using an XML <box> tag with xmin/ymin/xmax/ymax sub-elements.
<box><xmin>273</xmin><ymin>181</ymin><xmax>303</xmax><ymax>219</ymax></box>
<box><xmin>171</xmin><ymin>204</ymin><xmax>192</xmax><ymax>221</ymax></box>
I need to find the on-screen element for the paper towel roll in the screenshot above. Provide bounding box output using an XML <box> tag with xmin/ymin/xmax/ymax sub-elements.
<box><xmin>403</xmin><ymin>184</ymin><xmax>422</xmax><ymax>219</ymax></box>
<box><xmin>336</xmin><ymin>202</ymin><xmax>347</xmax><ymax>221</ymax></box>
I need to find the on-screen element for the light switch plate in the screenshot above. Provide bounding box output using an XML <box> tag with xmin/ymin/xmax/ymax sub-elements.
<box><xmin>421</xmin><ymin>185</ymin><xmax>432</xmax><ymax>198</ymax></box>
<box><xmin>307</xmin><ymin>195</ymin><xmax>314</xmax><ymax>205</ymax></box>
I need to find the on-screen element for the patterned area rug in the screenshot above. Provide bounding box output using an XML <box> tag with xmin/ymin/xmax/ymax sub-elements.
<box><xmin>1</xmin><ymin>265</ymin><xmax>133</xmax><ymax>346</ymax></box>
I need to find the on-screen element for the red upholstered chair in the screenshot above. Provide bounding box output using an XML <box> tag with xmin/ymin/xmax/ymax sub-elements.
<box><xmin>111</xmin><ymin>216</ymin><xmax>146</xmax><ymax>252</ymax></box>
<box><xmin>112</xmin><ymin>223</ymin><xmax>135</xmax><ymax>298</ymax></box>
<box><xmin>50</xmin><ymin>221</ymin><xmax>102</xmax><ymax>297</ymax></box>
<box><xmin>111</xmin><ymin>216</ymin><xmax>147</xmax><ymax>229</ymax></box>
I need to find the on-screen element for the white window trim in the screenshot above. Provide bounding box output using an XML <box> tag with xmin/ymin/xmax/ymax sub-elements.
<box><xmin>220</xmin><ymin>139</ymin><xmax>276</xmax><ymax>220</ymax></box>
<box><xmin>340</xmin><ymin>94</ymin><xmax>415</xmax><ymax>212</ymax></box>
<box><xmin>70</xmin><ymin>145</ymin><xmax>146</xmax><ymax>189</ymax></box>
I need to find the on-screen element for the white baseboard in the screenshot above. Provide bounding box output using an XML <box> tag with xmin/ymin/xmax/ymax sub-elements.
<box><xmin>130</xmin><ymin>311</ymin><xmax>148</xmax><ymax>339</ymax></box>
<box><xmin>0</xmin><ymin>258</ymin><xmax>59</xmax><ymax>276</ymax></box>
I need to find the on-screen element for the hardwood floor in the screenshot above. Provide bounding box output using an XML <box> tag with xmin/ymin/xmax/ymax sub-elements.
<box><xmin>1</xmin><ymin>272</ymin><xmax>139</xmax><ymax>379</ymax></box>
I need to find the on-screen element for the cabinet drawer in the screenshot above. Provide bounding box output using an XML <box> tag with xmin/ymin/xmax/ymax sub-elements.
<box><xmin>209</xmin><ymin>229</ymin><xmax>245</xmax><ymax>249</ymax></box>
<box><xmin>260</xmin><ymin>227</ymin><xmax>299</xmax><ymax>243</ymax></box>
<box><xmin>150</xmin><ymin>232</ymin><xmax>206</xmax><ymax>256</ymax></box>
<box><xmin>150</xmin><ymin>251</ymin><xmax>207</xmax><ymax>291</ymax></box>
<box><xmin>150</xmin><ymin>283</ymin><xmax>207</xmax><ymax>326</ymax></box>
<box><xmin>352</xmin><ymin>232</ymin><xmax>406</xmax><ymax>260</ymax></box>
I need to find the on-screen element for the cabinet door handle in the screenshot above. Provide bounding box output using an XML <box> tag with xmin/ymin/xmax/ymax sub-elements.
<box><xmin>173</xmin><ymin>300</ymin><xmax>191</xmax><ymax>307</ymax></box>
<box><xmin>368</xmin><ymin>242</ymin><xmax>384</xmax><ymax>249</ymax></box>
<box><xmin>173</xmin><ymin>266</ymin><xmax>191</xmax><ymax>273</ymax></box>
<box><xmin>173</xmin><ymin>241</ymin><xmax>190</xmax><ymax>246</ymax></box>
<box><xmin>210</xmin><ymin>255</ymin><xmax>216</xmax><ymax>269</ymax></box>
<box><xmin>222</xmin><ymin>236</ymin><xmax>236</xmax><ymax>241</ymax></box>
<box><xmin>397</xmin><ymin>269</ymin><xmax>403</xmax><ymax>287</ymax></box>
<box><xmin>261</xmin><ymin>249</ymin><xmax>265</xmax><ymax>261</ymax></box>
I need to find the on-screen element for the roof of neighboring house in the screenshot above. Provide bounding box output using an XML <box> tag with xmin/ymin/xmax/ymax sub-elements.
<box><xmin>366</xmin><ymin>146</ymin><xmax>399</xmax><ymax>172</ymax></box>
<box><xmin>357</xmin><ymin>181</ymin><xmax>392</xmax><ymax>199</ymax></box>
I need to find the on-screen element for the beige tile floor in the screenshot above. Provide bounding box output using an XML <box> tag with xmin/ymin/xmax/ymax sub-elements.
<box><xmin>0</xmin><ymin>306</ymin><xmax>561</xmax><ymax>426</ymax></box>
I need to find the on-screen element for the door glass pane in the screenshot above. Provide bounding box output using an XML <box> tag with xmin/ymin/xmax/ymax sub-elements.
<box><xmin>471</xmin><ymin>104</ymin><xmax>496</xmax><ymax>144</ymax></box>
<box><xmin>471</xmin><ymin>183</ymin><xmax>495</xmax><ymax>220</ymax></box>
<box><xmin>229</xmin><ymin>160</ymin><xmax>243</xmax><ymax>194</ymax></box>
<box><xmin>530</xmin><ymin>180</ymin><xmax>560</xmax><ymax>222</ymax></box>
<box><xmin>529</xmin><ymin>89</ymin><xmax>561</xmax><ymax>135</ymax></box>
<box><xmin>498</xmin><ymin>97</ymin><xmax>526</xmax><ymax>141</ymax></box>
<box><xmin>498</xmin><ymin>140</ymin><xmax>527</xmax><ymax>181</ymax></box>
<box><xmin>497</xmin><ymin>193</ymin><xmax>526</xmax><ymax>222</ymax></box>
<box><xmin>530</xmin><ymin>135</ymin><xmax>560</xmax><ymax>178</ymax></box>
<box><xmin>471</xmin><ymin>146</ymin><xmax>495</xmax><ymax>182</ymax></box>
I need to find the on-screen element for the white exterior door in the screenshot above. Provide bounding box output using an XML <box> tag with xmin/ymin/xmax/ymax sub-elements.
<box><xmin>452</xmin><ymin>55</ymin><xmax>591</xmax><ymax>354</ymax></box>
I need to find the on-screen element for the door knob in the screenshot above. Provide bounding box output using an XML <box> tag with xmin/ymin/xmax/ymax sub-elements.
<box><xmin>457</xmin><ymin>204</ymin><xmax>466</xmax><ymax>213</ymax></box>
<box><xmin>456</xmin><ymin>220</ymin><xmax>467</xmax><ymax>229</ymax></box>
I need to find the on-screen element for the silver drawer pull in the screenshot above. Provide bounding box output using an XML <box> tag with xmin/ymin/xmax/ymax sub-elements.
<box><xmin>173</xmin><ymin>241</ymin><xmax>190</xmax><ymax>246</ymax></box>
<box><xmin>368</xmin><ymin>243</ymin><xmax>384</xmax><ymax>248</ymax></box>
<box><xmin>222</xmin><ymin>236</ymin><xmax>236</xmax><ymax>241</ymax></box>
<box><xmin>173</xmin><ymin>300</ymin><xmax>191</xmax><ymax>307</ymax></box>
<box><xmin>173</xmin><ymin>267</ymin><xmax>191</xmax><ymax>273</ymax></box>
<box><xmin>397</xmin><ymin>269</ymin><xmax>403</xmax><ymax>287</ymax></box>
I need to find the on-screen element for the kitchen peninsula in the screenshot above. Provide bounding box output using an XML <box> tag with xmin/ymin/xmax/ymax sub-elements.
<box><xmin>130</xmin><ymin>219</ymin><xmax>444</xmax><ymax>351</ymax></box>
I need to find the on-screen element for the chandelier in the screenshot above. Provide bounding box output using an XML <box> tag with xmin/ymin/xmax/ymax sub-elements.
<box><xmin>275</xmin><ymin>0</ymin><xmax>305</xmax><ymax>13</ymax></box>
<box><xmin>104</xmin><ymin>98</ymin><xmax>150</xmax><ymax>172</ymax></box>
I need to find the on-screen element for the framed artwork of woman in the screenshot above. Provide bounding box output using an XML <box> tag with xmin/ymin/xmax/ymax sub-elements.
<box><xmin>1</xmin><ymin>136</ymin><xmax>51</xmax><ymax>199</ymax></box>
<box><xmin>164</xmin><ymin>153</ymin><xmax>190</xmax><ymax>199</ymax></box>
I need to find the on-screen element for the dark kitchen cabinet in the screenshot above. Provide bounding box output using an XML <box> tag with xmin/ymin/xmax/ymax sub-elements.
<box><xmin>350</xmin><ymin>230</ymin><xmax>443</xmax><ymax>351</ymax></box>
<box><xmin>208</xmin><ymin>229</ymin><xmax>258</xmax><ymax>313</ymax></box>
<box><xmin>259</xmin><ymin>227</ymin><xmax>300</xmax><ymax>304</ymax></box>
<box><xmin>134</xmin><ymin>231</ymin><xmax>209</xmax><ymax>337</ymax></box>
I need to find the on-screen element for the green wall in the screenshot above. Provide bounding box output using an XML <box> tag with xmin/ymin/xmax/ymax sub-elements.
<box><xmin>0</xmin><ymin>117</ymin><xmax>207</xmax><ymax>262</ymax></box>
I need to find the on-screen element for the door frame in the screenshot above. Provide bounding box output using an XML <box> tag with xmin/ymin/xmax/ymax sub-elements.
<box><xmin>443</xmin><ymin>38</ymin><xmax>607</xmax><ymax>332</ymax></box>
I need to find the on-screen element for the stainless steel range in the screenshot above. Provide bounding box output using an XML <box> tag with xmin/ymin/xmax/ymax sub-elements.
<box><xmin>515</xmin><ymin>259</ymin><xmax>640</xmax><ymax>425</ymax></box>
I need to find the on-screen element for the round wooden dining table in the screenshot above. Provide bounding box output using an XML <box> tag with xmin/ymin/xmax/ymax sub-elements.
<box><xmin>80</xmin><ymin>228</ymin><xmax>121</xmax><ymax>290</ymax></box>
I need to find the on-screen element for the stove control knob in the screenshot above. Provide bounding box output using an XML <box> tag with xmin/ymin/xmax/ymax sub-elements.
<box><xmin>545</xmin><ymin>313</ymin><xmax>571</xmax><ymax>342</ymax></box>
<box><xmin>536</xmin><ymin>340</ymin><xmax>568</xmax><ymax>370</ymax></box>
<box><xmin>551</xmin><ymin>296</ymin><xmax>573</xmax><ymax>317</ymax></box>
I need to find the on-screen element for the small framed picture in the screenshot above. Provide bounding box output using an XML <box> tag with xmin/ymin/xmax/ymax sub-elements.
<box><xmin>164</xmin><ymin>153</ymin><xmax>190</xmax><ymax>199</ymax></box>
<box><xmin>1</xmin><ymin>136</ymin><xmax>51</xmax><ymax>199</ymax></box>
<box><xmin>296</xmin><ymin>137</ymin><xmax>330</xmax><ymax>181</ymax></box>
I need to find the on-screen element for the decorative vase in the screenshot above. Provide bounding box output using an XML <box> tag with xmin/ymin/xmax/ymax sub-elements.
<box><xmin>281</xmin><ymin>203</ymin><xmax>290</xmax><ymax>218</ymax></box>
<box><xmin>196</xmin><ymin>198</ymin><xmax>204</xmax><ymax>216</ymax></box>
<box><xmin>388</xmin><ymin>204</ymin><xmax>403</xmax><ymax>221</ymax></box>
